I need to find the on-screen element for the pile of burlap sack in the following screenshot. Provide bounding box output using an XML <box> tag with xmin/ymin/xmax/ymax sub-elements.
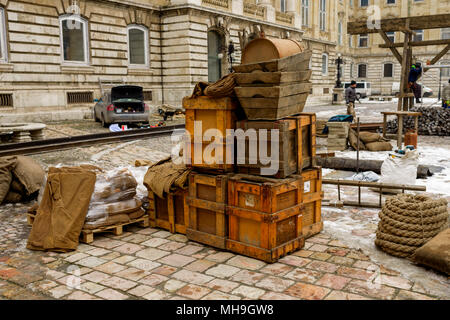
<box><xmin>0</xmin><ymin>156</ymin><xmax>45</xmax><ymax>204</ymax></box>
<box><xmin>348</xmin><ymin>130</ymin><xmax>393</xmax><ymax>152</ymax></box>
<box><xmin>27</xmin><ymin>165</ymin><xmax>145</xmax><ymax>252</ymax></box>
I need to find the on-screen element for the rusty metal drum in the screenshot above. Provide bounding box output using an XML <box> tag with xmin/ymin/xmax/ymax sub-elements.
<box><xmin>241</xmin><ymin>38</ymin><xmax>304</xmax><ymax>64</ymax></box>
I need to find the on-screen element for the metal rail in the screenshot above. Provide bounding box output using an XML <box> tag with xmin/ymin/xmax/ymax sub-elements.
<box><xmin>0</xmin><ymin>124</ymin><xmax>186</xmax><ymax>156</ymax></box>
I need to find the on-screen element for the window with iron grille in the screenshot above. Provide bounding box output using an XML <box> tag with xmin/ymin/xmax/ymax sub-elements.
<box><xmin>358</xmin><ymin>64</ymin><xmax>367</xmax><ymax>78</ymax></box>
<box><xmin>67</xmin><ymin>91</ymin><xmax>93</xmax><ymax>104</ymax></box>
<box><xmin>143</xmin><ymin>90</ymin><xmax>152</xmax><ymax>101</ymax></box>
<box><xmin>0</xmin><ymin>93</ymin><xmax>13</xmax><ymax>107</ymax></box>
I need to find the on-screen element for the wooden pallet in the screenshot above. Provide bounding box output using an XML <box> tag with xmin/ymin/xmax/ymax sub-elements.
<box><xmin>80</xmin><ymin>216</ymin><xmax>149</xmax><ymax>244</ymax></box>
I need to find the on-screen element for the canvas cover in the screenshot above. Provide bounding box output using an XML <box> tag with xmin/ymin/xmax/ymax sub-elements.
<box><xmin>411</xmin><ymin>228</ymin><xmax>450</xmax><ymax>275</ymax></box>
<box><xmin>27</xmin><ymin>167</ymin><xmax>96</xmax><ymax>252</ymax></box>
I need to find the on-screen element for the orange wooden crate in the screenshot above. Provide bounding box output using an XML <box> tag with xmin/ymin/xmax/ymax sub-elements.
<box><xmin>226</xmin><ymin>174</ymin><xmax>305</xmax><ymax>263</ymax></box>
<box><xmin>186</xmin><ymin>172</ymin><xmax>229</xmax><ymax>249</ymax></box>
<box><xmin>183</xmin><ymin>96</ymin><xmax>238</xmax><ymax>173</ymax></box>
<box><xmin>148</xmin><ymin>189</ymin><xmax>189</xmax><ymax>234</ymax></box>
<box><xmin>300</xmin><ymin>167</ymin><xmax>323</xmax><ymax>238</ymax></box>
<box><xmin>236</xmin><ymin>113</ymin><xmax>317</xmax><ymax>178</ymax></box>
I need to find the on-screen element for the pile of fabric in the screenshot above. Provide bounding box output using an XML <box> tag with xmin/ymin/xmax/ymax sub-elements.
<box><xmin>0</xmin><ymin>156</ymin><xmax>45</xmax><ymax>204</ymax></box>
<box><xmin>84</xmin><ymin>168</ymin><xmax>145</xmax><ymax>230</ymax></box>
<box><xmin>348</xmin><ymin>130</ymin><xmax>393</xmax><ymax>151</ymax></box>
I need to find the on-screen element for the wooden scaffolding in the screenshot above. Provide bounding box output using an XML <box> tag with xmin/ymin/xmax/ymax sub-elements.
<box><xmin>348</xmin><ymin>14</ymin><xmax>450</xmax><ymax>111</ymax></box>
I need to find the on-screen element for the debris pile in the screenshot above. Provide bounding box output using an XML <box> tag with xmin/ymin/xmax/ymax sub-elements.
<box><xmin>386</xmin><ymin>106</ymin><xmax>450</xmax><ymax>136</ymax></box>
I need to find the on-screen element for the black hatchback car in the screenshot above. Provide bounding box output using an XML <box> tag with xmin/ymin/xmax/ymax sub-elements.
<box><xmin>94</xmin><ymin>85</ymin><xmax>150</xmax><ymax>127</ymax></box>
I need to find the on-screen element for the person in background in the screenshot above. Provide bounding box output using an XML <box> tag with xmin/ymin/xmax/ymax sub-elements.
<box><xmin>443</xmin><ymin>79</ymin><xmax>450</xmax><ymax>109</ymax></box>
<box><xmin>345</xmin><ymin>80</ymin><xmax>358</xmax><ymax>121</ymax></box>
<box><xmin>408</xmin><ymin>62</ymin><xmax>422</xmax><ymax>103</ymax></box>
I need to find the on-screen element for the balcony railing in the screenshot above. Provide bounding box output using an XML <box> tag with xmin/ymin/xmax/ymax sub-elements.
<box><xmin>202</xmin><ymin>0</ymin><xmax>229</xmax><ymax>9</ymax></box>
<box><xmin>275</xmin><ymin>11</ymin><xmax>293</xmax><ymax>24</ymax></box>
<box><xmin>243</xmin><ymin>2</ymin><xmax>265</xmax><ymax>17</ymax></box>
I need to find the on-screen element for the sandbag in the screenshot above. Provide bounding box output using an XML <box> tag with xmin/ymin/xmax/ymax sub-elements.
<box><xmin>12</xmin><ymin>156</ymin><xmax>45</xmax><ymax>196</ymax></box>
<box><xmin>85</xmin><ymin>198</ymin><xmax>143</xmax><ymax>222</ymax></box>
<box><xmin>365</xmin><ymin>141</ymin><xmax>393</xmax><ymax>152</ymax></box>
<box><xmin>4</xmin><ymin>190</ymin><xmax>23</xmax><ymax>203</ymax></box>
<box><xmin>128</xmin><ymin>208</ymin><xmax>145</xmax><ymax>220</ymax></box>
<box><xmin>27</xmin><ymin>167</ymin><xmax>96</xmax><ymax>253</ymax></box>
<box><xmin>0</xmin><ymin>156</ymin><xmax>16</xmax><ymax>203</ymax></box>
<box><xmin>91</xmin><ymin>168</ymin><xmax>137</xmax><ymax>203</ymax></box>
<box><xmin>348</xmin><ymin>129</ymin><xmax>366</xmax><ymax>150</ymax></box>
<box><xmin>410</xmin><ymin>228</ymin><xmax>450</xmax><ymax>275</ymax></box>
<box><xmin>10</xmin><ymin>178</ymin><xmax>26</xmax><ymax>194</ymax></box>
<box><xmin>83</xmin><ymin>213</ymin><xmax>131</xmax><ymax>230</ymax></box>
<box><xmin>359</xmin><ymin>131</ymin><xmax>383</xmax><ymax>144</ymax></box>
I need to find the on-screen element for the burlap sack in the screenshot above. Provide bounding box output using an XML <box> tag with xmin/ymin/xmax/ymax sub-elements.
<box><xmin>411</xmin><ymin>228</ymin><xmax>450</xmax><ymax>275</ymax></box>
<box><xmin>13</xmin><ymin>156</ymin><xmax>45</xmax><ymax>196</ymax></box>
<box><xmin>359</xmin><ymin>132</ymin><xmax>383</xmax><ymax>144</ymax></box>
<box><xmin>86</xmin><ymin>198</ymin><xmax>143</xmax><ymax>222</ymax></box>
<box><xmin>27</xmin><ymin>167</ymin><xmax>96</xmax><ymax>252</ymax></box>
<box><xmin>348</xmin><ymin>129</ymin><xmax>366</xmax><ymax>151</ymax></box>
<box><xmin>128</xmin><ymin>208</ymin><xmax>145</xmax><ymax>220</ymax></box>
<box><xmin>366</xmin><ymin>141</ymin><xmax>393</xmax><ymax>151</ymax></box>
<box><xmin>0</xmin><ymin>156</ymin><xmax>16</xmax><ymax>203</ymax></box>
<box><xmin>10</xmin><ymin>178</ymin><xmax>26</xmax><ymax>194</ymax></box>
<box><xmin>4</xmin><ymin>191</ymin><xmax>23</xmax><ymax>203</ymax></box>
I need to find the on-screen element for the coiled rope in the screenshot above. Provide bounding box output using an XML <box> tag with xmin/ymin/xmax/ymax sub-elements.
<box><xmin>375</xmin><ymin>194</ymin><xmax>448</xmax><ymax>258</ymax></box>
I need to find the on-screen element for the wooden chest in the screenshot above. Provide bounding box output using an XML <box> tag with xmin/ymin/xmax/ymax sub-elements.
<box><xmin>183</xmin><ymin>96</ymin><xmax>237</xmax><ymax>173</ymax></box>
<box><xmin>226</xmin><ymin>174</ymin><xmax>305</xmax><ymax>263</ymax></box>
<box><xmin>300</xmin><ymin>167</ymin><xmax>323</xmax><ymax>238</ymax></box>
<box><xmin>148</xmin><ymin>189</ymin><xmax>189</xmax><ymax>234</ymax></box>
<box><xmin>186</xmin><ymin>172</ymin><xmax>229</xmax><ymax>249</ymax></box>
<box><xmin>235</xmin><ymin>113</ymin><xmax>317</xmax><ymax>178</ymax></box>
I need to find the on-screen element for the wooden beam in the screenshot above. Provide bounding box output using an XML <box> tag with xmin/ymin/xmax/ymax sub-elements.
<box><xmin>377</xmin><ymin>29</ymin><xmax>402</xmax><ymax>63</ymax></box>
<box><xmin>380</xmin><ymin>39</ymin><xmax>450</xmax><ymax>48</ymax></box>
<box><xmin>398</xmin><ymin>19</ymin><xmax>410</xmax><ymax>111</ymax></box>
<box><xmin>429</xmin><ymin>43</ymin><xmax>450</xmax><ymax>65</ymax></box>
<box><xmin>347</xmin><ymin>14</ymin><xmax>450</xmax><ymax>34</ymax></box>
<box><xmin>398</xmin><ymin>26</ymin><xmax>417</xmax><ymax>36</ymax></box>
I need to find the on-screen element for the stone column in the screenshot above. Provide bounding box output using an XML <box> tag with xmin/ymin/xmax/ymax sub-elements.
<box><xmin>258</xmin><ymin>0</ymin><xmax>275</xmax><ymax>23</ymax></box>
<box><xmin>231</xmin><ymin>0</ymin><xmax>243</xmax><ymax>15</ymax></box>
<box><xmin>170</xmin><ymin>0</ymin><xmax>201</xmax><ymax>5</ymax></box>
<box><xmin>286</xmin><ymin>0</ymin><xmax>301</xmax><ymax>29</ymax></box>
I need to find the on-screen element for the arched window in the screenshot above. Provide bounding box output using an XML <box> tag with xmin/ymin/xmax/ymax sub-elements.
<box><xmin>207</xmin><ymin>30</ymin><xmax>224</xmax><ymax>83</ymax></box>
<box><xmin>383</xmin><ymin>62</ymin><xmax>394</xmax><ymax>78</ymax></box>
<box><xmin>128</xmin><ymin>25</ymin><xmax>149</xmax><ymax>66</ymax></box>
<box><xmin>59</xmin><ymin>15</ymin><xmax>89</xmax><ymax>64</ymax></box>
<box><xmin>358</xmin><ymin>63</ymin><xmax>367</xmax><ymax>78</ymax></box>
<box><xmin>322</xmin><ymin>53</ymin><xmax>328</xmax><ymax>76</ymax></box>
<box><xmin>0</xmin><ymin>8</ymin><xmax>7</xmax><ymax>62</ymax></box>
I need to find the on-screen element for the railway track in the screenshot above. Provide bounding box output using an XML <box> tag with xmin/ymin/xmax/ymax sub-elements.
<box><xmin>0</xmin><ymin>124</ymin><xmax>186</xmax><ymax>157</ymax></box>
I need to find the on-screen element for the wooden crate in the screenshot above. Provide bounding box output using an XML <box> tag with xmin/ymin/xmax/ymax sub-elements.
<box><xmin>147</xmin><ymin>188</ymin><xmax>189</xmax><ymax>234</ymax></box>
<box><xmin>236</xmin><ymin>113</ymin><xmax>316</xmax><ymax>178</ymax></box>
<box><xmin>226</xmin><ymin>174</ymin><xmax>305</xmax><ymax>263</ymax></box>
<box><xmin>235</xmin><ymin>70</ymin><xmax>312</xmax><ymax>86</ymax></box>
<box><xmin>186</xmin><ymin>172</ymin><xmax>229</xmax><ymax>249</ymax></box>
<box><xmin>183</xmin><ymin>96</ymin><xmax>237</xmax><ymax>173</ymax></box>
<box><xmin>233</xmin><ymin>50</ymin><xmax>312</xmax><ymax>73</ymax></box>
<box><xmin>300</xmin><ymin>167</ymin><xmax>323</xmax><ymax>238</ymax></box>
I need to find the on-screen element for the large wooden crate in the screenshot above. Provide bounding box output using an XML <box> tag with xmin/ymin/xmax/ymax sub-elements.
<box><xmin>235</xmin><ymin>70</ymin><xmax>312</xmax><ymax>87</ymax></box>
<box><xmin>226</xmin><ymin>174</ymin><xmax>305</xmax><ymax>263</ymax></box>
<box><xmin>235</xmin><ymin>113</ymin><xmax>317</xmax><ymax>178</ymax></box>
<box><xmin>183</xmin><ymin>96</ymin><xmax>237</xmax><ymax>173</ymax></box>
<box><xmin>148</xmin><ymin>189</ymin><xmax>189</xmax><ymax>234</ymax></box>
<box><xmin>300</xmin><ymin>167</ymin><xmax>323</xmax><ymax>238</ymax></box>
<box><xmin>186</xmin><ymin>172</ymin><xmax>229</xmax><ymax>249</ymax></box>
<box><xmin>233</xmin><ymin>50</ymin><xmax>312</xmax><ymax>73</ymax></box>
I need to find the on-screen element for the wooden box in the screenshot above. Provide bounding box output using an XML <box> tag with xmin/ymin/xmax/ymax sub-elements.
<box><xmin>186</xmin><ymin>172</ymin><xmax>229</xmax><ymax>249</ymax></box>
<box><xmin>147</xmin><ymin>189</ymin><xmax>189</xmax><ymax>234</ymax></box>
<box><xmin>300</xmin><ymin>167</ymin><xmax>323</xmax><ymax>238</ymax></box>
<box><xmin>235</xmin><ymin>70</ymin><xmax>312</xmax><ymax>87</ymax></box>
<box><xmin>183</xmin><ymin>96</ymin><xmax>237</xmax><ymax>173</ymax></box>
<box><xmin>233</xmin><ymin>50</ymin><xmax>312</xmax><ymax>73</ymax></box>
<box><xmin>226</xmin><ymin>174</ymin><xmax>305</xmax><ymax>263</ymax></box>
<box><xmin>236</xmin><ymin>113</ymin><xmax>316</xmax><ymax>178</ymax></box>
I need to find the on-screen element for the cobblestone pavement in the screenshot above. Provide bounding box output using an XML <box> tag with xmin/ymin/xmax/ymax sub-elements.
<box><xmin>1</xmin><ymin>107</ymin><xmax>449</xmax><ymax>300</ymax></box>
<box><xmin>0</xmin><ymin>202</ymin><xmax>448</xmax><ymax>300</ymax></box>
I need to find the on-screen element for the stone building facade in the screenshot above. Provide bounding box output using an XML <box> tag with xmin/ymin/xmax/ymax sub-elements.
<box><xmin>0</xmin><ymin>0</ymin><xmax>449</xmax><ymax>121</ymax></box>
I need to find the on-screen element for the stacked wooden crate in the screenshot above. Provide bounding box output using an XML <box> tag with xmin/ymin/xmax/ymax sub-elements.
<box><xmin>327</xmin><ymin>122</ymin><xmax>350</xmax><ymax>151</ymax></box>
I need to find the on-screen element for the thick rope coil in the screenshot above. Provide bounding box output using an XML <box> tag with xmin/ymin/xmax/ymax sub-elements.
<box><xmin>375</xmin><ymin>194</ymin><xmax>448</xmax><ymax>258</ymax></box>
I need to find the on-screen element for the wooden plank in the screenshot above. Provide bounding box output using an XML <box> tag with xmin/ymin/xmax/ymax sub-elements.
<box><xmin>234</xmin><ymin>82</ymin><xmax>312</xmax><ymax>98</ymax></box>
<box><xmin>377</xmin><ymin>29</ymin><xmax>402</xmax><ymax>64</ymax></box>
<box><xmin>232</xmin><ymin>50</ymin><xmax>312</xmax><ymax>73</ymax></box>
<box><xmin>379</xmin><ymin>39</ymin><xmax>450</xmax><ymax>48</ymax></box>
<box><xmin>347</xmin><ymin>14</ymin><xmax>450</xmax><ymax>34</ymax></box>
<box><xmin>235</xmin><ymin>70</ymin><xmax>312</xmax><ymax>86</ymax></box>
<box><xmin>429</xmin><ymin>44</ymin><xmax>450</xmax><ymax>66</ymax></box>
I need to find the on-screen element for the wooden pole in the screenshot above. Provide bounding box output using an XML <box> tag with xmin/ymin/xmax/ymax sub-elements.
<box><xmin>356</xmin><ymin>117</ymin><xmax>360</xmax><ymax>173</ymax></box>
<box><xmin>397</xmin><ymin>114</ymin><xmax>403</xmax><ymax>148</ymax></box>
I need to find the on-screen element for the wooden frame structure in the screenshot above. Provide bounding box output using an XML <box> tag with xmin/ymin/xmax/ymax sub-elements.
<box><xmin>348</xmin><ymin>14</ymin><xmax>450</xmax><ymax>111</ymax></box>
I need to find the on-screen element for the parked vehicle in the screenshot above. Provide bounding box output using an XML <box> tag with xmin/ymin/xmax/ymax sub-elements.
<box><xmin>343</xmin><ymin>81</ymin><xmax>372</xmax><ymax>99</ymax></box>
<box><xmin>392</xmin><ymin>82</ymin><xmax>433</xmax><ymax>97</ymax></box>
<box><xmin>93</xmin><ymin>85</ymin><xmax>150</xmax><ymax>128</ymax></box>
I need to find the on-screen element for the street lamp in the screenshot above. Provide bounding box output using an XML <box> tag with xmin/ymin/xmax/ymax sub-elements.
<box><xmin>335</xmin><ymin>53</ymin><xmax>344</xmax><ymax>88</ymax></box>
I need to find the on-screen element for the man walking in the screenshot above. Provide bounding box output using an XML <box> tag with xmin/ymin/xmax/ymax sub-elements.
<box><xmin>443</xmin><ymin>79</ymin><xmax>450</xmax><ymax>109</ymax></box>
<box><xmin>408</xmin><ymin>62</ymin><xmax>422</xmax><ymax>103</ymax></box>
<box><xmin>345</xmin><ymin>80</ymin><xmax>358</xmax><ymax>121</ymax></box>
